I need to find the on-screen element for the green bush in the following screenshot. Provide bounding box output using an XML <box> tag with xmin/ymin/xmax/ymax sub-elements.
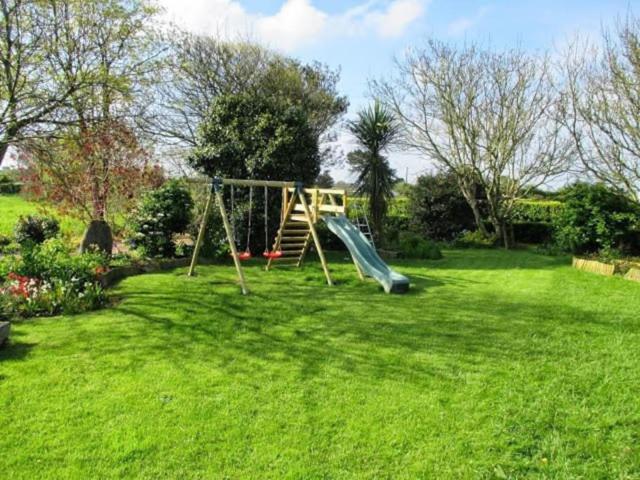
<box><xmin>0</xmin><ymin>234</ymin><xmax>14</xmax><ymax>253</ymax></box>
<box><xmin>409</xmin><ymin>172</ymin><xmax>481</xmax><ymax>241</ymax></box>
<box><xmin>553</xmin><ymin>183</ymin><xmax>640</xmax><ymax>255</ymax></box>
<box><xmin>513</xmin><ymin>222</ymin><xmax>554</xmax><ymax>245</ymax></box>
<box><xmin>14</xmin><ymin>215</ymin><xmax>60</xmax><ymax>245</ymax></box>
<box><xmin>397</xmin><ymin>232</ymin><xmax>443</xmax><ymax>260</ymax></box>
<box><xmin>0</xmin><ymin>173</ymin><xmax>21</xmax><ymax>194</ymax></box>
<box><xmin>383</xmin><ymin>215</ymin><xmax>410</xmax><ymax>247</ymax></box>
<box><xmin>453</xmin><ymin>230</ymin><xmax>498</xmax><ymax>249</ymax></box>
<box><xmin>193</xmin><ymin>205</ymin><xmax>231</xmax><ymax>260</ymax></box>
<box><xmin>129</xmin><ymin>180</ymin><xmax>194</xmax><ymax>258</ymax></box>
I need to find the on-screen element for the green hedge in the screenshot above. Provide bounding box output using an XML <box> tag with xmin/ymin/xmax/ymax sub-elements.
<box><xmin>511</xmin><ymin>199</ymin><xmax>564</xmax><ymax>223</ymax></box>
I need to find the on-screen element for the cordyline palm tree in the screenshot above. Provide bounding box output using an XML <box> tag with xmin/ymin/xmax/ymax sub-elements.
<box><xmin>347</xmin><ymin>101</ymin><xmax>399</xmax><ymax>243</ymax></box>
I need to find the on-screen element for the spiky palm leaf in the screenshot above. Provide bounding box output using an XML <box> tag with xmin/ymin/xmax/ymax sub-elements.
<box><xmin>347</xmin><ymin>101</ymin><xmax>399</xmax><ymax>242</ymax></box>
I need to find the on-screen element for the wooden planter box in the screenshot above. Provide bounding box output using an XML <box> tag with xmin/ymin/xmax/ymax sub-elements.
<box><xmin>625</xmin><ymin>268</ymin><xmax>640</xmax><ymax>283</ymax></box>
<box><xmin>573</xmin><ymin>257</ymin><xmax>640</xmax><ymax>284</ymax></box>
<box><xmin>572</xmin><ymin>257</ymin><xmax>615</xmax><ymax>276</ymax></box>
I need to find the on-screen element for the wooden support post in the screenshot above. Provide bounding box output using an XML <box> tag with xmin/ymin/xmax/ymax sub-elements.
<box><xmin>281</xmin><ymin>186</ymin><xmax>288</xmax><ymax>224</ymax></box>
<box><xmin>311</xmin><ymin>189</ymin><xmax>318</xmax><ymax>223</ymax></box>
<box><xmin>188</xmin><ymin>187</ymin><xmax>214</xmax><ymax>277</ymax></box>
<box><xmin>216</xmin><ymin>186</ymin><xmax>249</xmax><ymax>295</ymax></box>
<box><xmin>298</xmin><ymin>188</ymin><xmax>332</xmax><ymax>286</ymax></box>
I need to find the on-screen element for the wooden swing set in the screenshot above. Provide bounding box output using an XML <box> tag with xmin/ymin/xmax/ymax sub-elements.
<box><xmin>188</xmin><ymin>177</ymin><xmax>348</xmax><ymax>294</ymax></box>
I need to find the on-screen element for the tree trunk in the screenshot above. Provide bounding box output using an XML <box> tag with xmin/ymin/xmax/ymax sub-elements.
<box><xmin>469</xmin><ymin>200</ymin><xmax>488</xmax><ymax>237</ymax></box>
<box><xmin>491</xmin><ymin>217</ymin><xmax>512</xmax><ymax>249</ymax></box>
<box><xmin>81</xmin><ymin>220</ymin><xmax>113</xmax><ymax>256</ymax></box>
<box><xmin>458</xmin><ymin>183</ymin><xmax>488</xmax><ymax>237</ymax></box>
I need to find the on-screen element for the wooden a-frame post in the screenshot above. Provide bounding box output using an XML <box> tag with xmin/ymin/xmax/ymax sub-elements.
<box><xmin>188</xmin><ymin>178</ymin><xmax>249</xmax><ymax>295</ymax></box>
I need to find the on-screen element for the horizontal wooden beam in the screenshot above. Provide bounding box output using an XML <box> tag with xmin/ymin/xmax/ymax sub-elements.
<box><xmin>222</xmin><ymin>178</ymin><xmax>297</xmax><ymax>188</ymax></box>
<box><xmin>288</xmin><ymin>187</ymin><xmax>347</xmax><ymax>196</ymax></box>
<box><xmin>188</xmin><ymin>177</ymin><xmax>298</xmax><ymax>189</ymax></box>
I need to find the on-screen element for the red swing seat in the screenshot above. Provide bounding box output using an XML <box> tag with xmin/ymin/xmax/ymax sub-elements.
<box><xmin>262</xmin><ymin>250</ymin><xmax>283</xmax><ymax>259</ymax></box>
<box><xmin>231</xmin><ymin>250</ymin><xmax>252</xmax><ymax>261</ymax></box>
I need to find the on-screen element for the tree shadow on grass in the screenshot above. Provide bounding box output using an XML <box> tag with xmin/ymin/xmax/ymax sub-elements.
<box><xmin>94</xmin><ymin>269</ymin><xmax>633</xmax><ymax>388</ymax></box>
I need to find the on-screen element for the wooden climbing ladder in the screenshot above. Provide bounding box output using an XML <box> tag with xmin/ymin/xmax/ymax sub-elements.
<box><xmin>267</xmin><ymin>187</ymin><xmax>347</xmax><ymax>270</ymax></box>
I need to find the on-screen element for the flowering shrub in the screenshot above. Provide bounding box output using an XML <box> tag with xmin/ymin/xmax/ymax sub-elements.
<box><xmin>14</xmin><ymin>215</ymin><xmax>60</xmax><ymax>245</ymax></box>
<box><xmin>128</xmin><ymin>180</ymin><xmax>194</xmax><ymax>257</ymax></box>
<box><xmin>0</xmin><ymin>239</ymin><xmax>108</xmax><ymax>319</ymax></box>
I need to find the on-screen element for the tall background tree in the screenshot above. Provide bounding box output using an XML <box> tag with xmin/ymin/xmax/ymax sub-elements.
<box><xmin>188</xmin><ymin>93</ymin><xmax>319</xmax><ymax>184</ymax></box>
<box><xmin>0</xmin><ymin>0</ymin><xmax>91</xmax><ymax>164</ymax></box>
<box><xmin>150</xmin><ymin>32</ymin><xmax>348</xmax><ymax>173</ymax></box>
<box><xmin>374</xmin><ymin>40</ymin><xmax>572</xmax><ymax>247</ymax></box>
<box><xmin>18</xmin><ymin>0</ymin><xmax>163</xmax><ymax>252</ymax></box>
<box><xmin>149</xmin><ymin>32</ymin><xmax>268</xmax><ymax>150</ymax></box>
<box><xmin>563</xmin><ymin>15</ymin><xmax>640</xmax><ymax>203</ymax></box>
<box><xmin>347</xmin><ymin>101</ymin><xmax>399</xmax><ymax>242</ymax></box>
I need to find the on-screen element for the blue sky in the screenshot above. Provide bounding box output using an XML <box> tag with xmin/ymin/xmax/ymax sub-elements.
<box><xmin>2</xmin><ymin>1</ymin><xmax>634</xmax><ymax>180</ymax></box>
<box><xmin>164</xmin><ymin>0</ymin><xmax>632</xmax><ymax>183</ymax></box>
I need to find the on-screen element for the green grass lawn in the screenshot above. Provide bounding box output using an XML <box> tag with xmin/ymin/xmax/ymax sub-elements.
<box><xmin>0</xmin><ymin>194</ymin><xmax>84</xmax><ymax>238</ymax></box>
<box><xmin>1</xmin><ymin>249</ymin><xmax>639</xmax><ymax>478</ymax></box>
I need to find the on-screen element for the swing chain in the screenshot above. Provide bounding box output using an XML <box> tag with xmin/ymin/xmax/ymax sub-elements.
<box><xmin>245</xmin><ymin>186</ymin><xmax>253</xmax><ymax>252</ymax></box>
<box><xmin>264</xmin><ymin>185</ymin><xmax>268</xmax><ymax>252</ymax></box>
<box><xmin>230</xmin><ymin>184</ymin><xmax>237</xmax><ymax>247</ymax></box>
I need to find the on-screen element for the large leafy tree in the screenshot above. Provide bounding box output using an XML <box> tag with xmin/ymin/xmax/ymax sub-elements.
<box><xmin>21</xmin><ymin>120</ymin><xmax>164</xmax><ymax>227</ymax></box>
<box><xmin>0</xmin><ymin>0</ymin><xmax>84</xmax><ymax>164</ymax></box>
<box><xmin>188</xmin><ymin>93</ymin><xmax>319</xmax><ymax>184</ymax></box>
<box><xmin>151</xmin><ymin>32</ymin><xmax>347</xmax><ymax>171</ymax></box>
<box><xmin>17</xmin><ymin>0</ymin><xmax>162</xmax><ymax>252</ymax></box>
<box><xmin>188</xmin><ymin>93</ymin><xmax>320</xmax><ymax>253</ymax></box>
<box><xmin>347</xmin><ymin>101</ymin><xmax>399</xmax><ymax>242</ymax></box>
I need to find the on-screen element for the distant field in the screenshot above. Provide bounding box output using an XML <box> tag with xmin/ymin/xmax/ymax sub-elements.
<box><xmin>0</xmin><ymin>194</ymin><xmax>85</xmax><ymax>238</ymax></box>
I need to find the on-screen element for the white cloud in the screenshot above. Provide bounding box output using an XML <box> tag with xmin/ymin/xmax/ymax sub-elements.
<box><xmin>447</xmin><ymin>5</ymin><xmax>491</xmax><ymax>36</ymax></box>
<box><xmin>365</xmin><ymin>0</ymin><xmax>425</xmax><ymax>38</ymax></box>
<box><xmin>159</xmin><ymin>0</ymin><xmax>427</xmax><ymax>52</ymax></box>
<box><xmin>257</xmin><ymin>0</ymin><xmax>328</xmax><ymax>51</ymax></box>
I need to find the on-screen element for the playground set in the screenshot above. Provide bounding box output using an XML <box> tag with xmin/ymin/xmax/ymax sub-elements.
<box><xmin>188</xmin><ymin>177</ymin><xmax>409</xmax><ymax>295</ymax></box>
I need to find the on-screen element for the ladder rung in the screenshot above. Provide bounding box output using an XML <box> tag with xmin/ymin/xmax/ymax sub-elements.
<box><xmin>289</xmin><ymin>215</ymin><xmax>309</xmax><ymax>222</ymax></box>
<box><xmin>281</xmin><ymin>243</ymin><xmax>305</xmax><ymax>248</ymax></box>
<box><xmin>281</xmin><ymin>236</ymin><xmax>308</xmax><ymax>241</ymax></box>
<box><xmin>284</xmin><ymin>222</ymin><xmax>308</xmax><ymax>228</ymax></box>
<box><xmin>280</xmin><ymin>250</ymin><xmax>303</xmax><ymax>256</ymax></box>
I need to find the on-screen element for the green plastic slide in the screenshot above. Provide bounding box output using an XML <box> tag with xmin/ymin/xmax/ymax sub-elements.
<box><xmin>323</xmin><ymin>215</ymin><xmax>410</xmax><ymax>294</ymax></box>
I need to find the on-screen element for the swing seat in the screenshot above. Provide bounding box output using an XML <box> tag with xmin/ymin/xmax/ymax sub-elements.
<box><xmin>232</xmin><ymin>251</ymin><xmax>252</xmax><ymax>261</ymax></box>
<box><xmin>262</xmin><ymin>250</ymin><xmax>283</xmax><ymax>259</ymax></box>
